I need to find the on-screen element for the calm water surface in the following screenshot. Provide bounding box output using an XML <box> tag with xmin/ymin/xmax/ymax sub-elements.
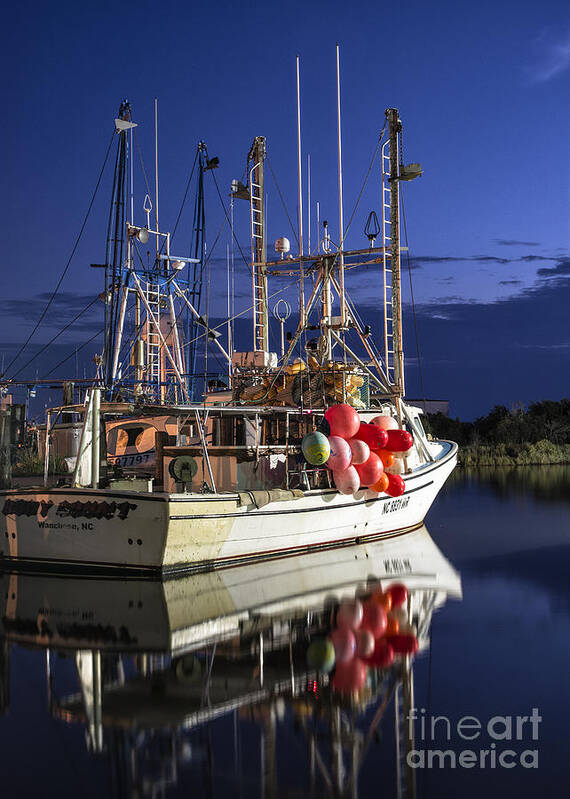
<box><xmin>0</xmin><ymin>467</ymin><xmax>568</xmax><ymax>797</ymax></box>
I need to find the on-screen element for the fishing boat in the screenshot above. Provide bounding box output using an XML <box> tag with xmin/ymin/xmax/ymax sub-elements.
<box><xmin>0</xmin><ymin>54</ymin><xmax>457</xmax><ymax>575</ymax></box>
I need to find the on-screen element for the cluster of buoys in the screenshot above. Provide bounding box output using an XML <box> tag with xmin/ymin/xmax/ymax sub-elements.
<box><xmin>306</xmin><ymin>582</ymin><xmax>419</xmax><ymax>695</ymax></box>
<box><xmin>301</xmin><ymin>403</ymin><xmax>413</xmax><ymax>496</ymax></box>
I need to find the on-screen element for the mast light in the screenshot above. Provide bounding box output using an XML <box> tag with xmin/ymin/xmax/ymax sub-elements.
<box><xmin>127</xmin><ymin>225</ymin><xmax>150</xmax><ymax>244</ymax></box>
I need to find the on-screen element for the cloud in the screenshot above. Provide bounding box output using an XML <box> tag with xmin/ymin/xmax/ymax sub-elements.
<box><xmin>348</xmin><ymin>271</ymin><xmax>570</xmax><ymax>417</ymax></box>
<box><xmin>494</xmin><ymin>239</ymin><xmax>540</xmax><ymax>247</ymax></box>
<box><xmin>527</xmin><ymin>29</ymin><xmax>570</xmax><ymax>83</ymax></box>
<box><xmin>409</xmin><ymin>252</ymin><xmax>556</xmax><ymax>268</ymax></box>
<box><xmin>537</xmin><ymin>258</ymin><xmax>570</xmax><ymax>277</ymax></box>
<box><xmin>517</xmin><ymin>255</ymin><xmax>555</xmax><ymax>262</ymax></box>
<box><xmin>0</xmin><ymin>292</ymin><xmax>100</xmax><ymax>322</ymax></box>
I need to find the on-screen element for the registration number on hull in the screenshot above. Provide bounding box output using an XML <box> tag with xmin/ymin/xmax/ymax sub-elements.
<box><xmin>108</xmin><ymin>451</ymin><xmax>153</xmax><ymax>468</ymax></box>
<box><xmin>381</xmin><ymin>496</ymin><xmax>410</xmax><ymax>514</ymax></box>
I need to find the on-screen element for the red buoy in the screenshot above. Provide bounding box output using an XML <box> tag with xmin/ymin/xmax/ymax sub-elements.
<box><xmin>385</xmin><ymin>473</ymin><xmax>405</xmax><ymax>497</ymax></box>
<box><xmin>384</xmin><ymin>429</ymin><xmax>413</xmax><ymax>452</ymax></box>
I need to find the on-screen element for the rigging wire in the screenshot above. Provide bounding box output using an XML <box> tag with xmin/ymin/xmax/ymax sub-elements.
<box><xmin>400</xmin><ymin>186</ymin><xmax>426</xmax><ymax>405</ymax></box>
<box><xmin>342</xmin><ymin>125</ymin><xmax>385</xmax><ymax>249</ymax></box>
<box><xmin>209</xmin><ymin>169</ymin><xmax>252</xmax><ymax>275</ymax></box>
<box><xmin>265</xmin><ymin>155</ymin><xmax>300</xmax><ymax>247</ymax></box>
<box><xmin>41</xmin><ymin>277</ymin><xmax>298</xmax><ymax>386</ymax></box>
<box><xmin>42</xmin><ymin>323</ymin><xmax>105</xmax><ymax>378</ymax></box>
<box><xmin>169</xmin><ymin>149</ymin><xmax>199</xmax><ymax>245</ymax></box>
<box><xmin>179</xmin><ymin>277</ymin><xmax>300</xmax><ymax>353</ymax></box>
<box><xmin>133</xmin><ymin>129</ymin><xmax>156</xmax><ymax>228</ymax></box>
<box><xmin>1</xmin><ymin>130</ymin><xmax>116</xmax><ymax>380</ymax></box>
<box><xmin>10</xmin><ymin>296</ymin><xmax>101</xmax><ymax>380</ymax></box>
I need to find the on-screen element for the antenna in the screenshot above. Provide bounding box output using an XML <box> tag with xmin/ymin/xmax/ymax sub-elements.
<box><xmin>296</xmin><ymin>56</ymin><xmax>305</xmax><ymax>326</ymax></box>
<box><xmin>154</xmin><ymin>97</ymin><xmax>159</xmax><ymax>255</ymax></box>
<box><xmin>336</xmin><ymin>44</ymin><xmax>346</xmax><ymax>326</ymax></box>
<box><xmin>272</xmin><ymin>299</ymin><xmax>292</xmax><ymax>357</ymax></box>
<box><xmin>307</xmin><ymin>153</ymin><xmax>311</xmax><ymax>255</ymax></box>
<box><xmin>129</xmin><ymin>122</ymin><xmax>134</xmax><ymax>224</ymax></box>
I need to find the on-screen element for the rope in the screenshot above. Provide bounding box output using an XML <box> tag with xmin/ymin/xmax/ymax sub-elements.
<box><xmin>1</xmin><ymin>130</ymin><xmax>115</xmax><ymax>379</ymax></box>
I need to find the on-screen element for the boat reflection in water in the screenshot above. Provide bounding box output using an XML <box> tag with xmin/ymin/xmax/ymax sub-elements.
<box><xmin>0</xmin><ymin>526</ymin><xmax>461</xmax><ymax>798</ymax></box>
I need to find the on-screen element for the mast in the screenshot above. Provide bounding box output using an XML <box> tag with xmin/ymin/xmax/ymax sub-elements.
<box><xmin>104</xmin><ymin>100</ymin><xmax>131</xmax><ymax>398</ymax></box>
<box><xmin>386</xmin><ymin>108</ymin><xmax>404</xmax><ymax>397</ymax></box>
<box><xmin>249</xmin><ymin>136</ymin><xmax>268</xmax><ymax>354</ymax></box>
<box><xmin>188</xmin><ymin>143</ymin><xmax>207</xmax><ymax>398</ymax></box>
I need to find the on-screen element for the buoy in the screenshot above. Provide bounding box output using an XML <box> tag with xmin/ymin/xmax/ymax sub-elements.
<box><xmin>301</xmin><ymin>431</ymin><xmax>330</xmax><ymax>466</ymax></box>
<box><xmin>387</xmin><ymin>583</ymin><xmax>408</xmax><ymax>608</ymax></box>
<box><xmin>330</xmin><ymin>627</ymin><xmax>356</xmax><ymax>663</ymax></box>
<box><xmin>372</xmin><ymin>590</ymin><xmax>392</xmax><ymax>612</ymax></box>
<box><xmin>337</xmin><ymin>598</ymin><xmax>364</xmax><ymax>630</ymax></box>
<box><xmin>388</xmin><ymin>606</ymin><xmax>408</xmax><ymax>625</ymax></box>
<box><xmin>361</xmin><ymin>599</ymin><xmax>387</xmax><ymax>638</ymax></box>
<box><xmin>327</xmin><ymin>436</ymin><xmax>352</xmax><ymax>472</ymax></box>
<box><xmin>376</xmin><ymin>449</ymin><xmax>395</xmax><ymax>468</ymax></box>
<box><xmin>363</xmin><ymin>638</ymin><xmax>394</xmax><ymax>668</ymax></box>
<box><xmin>324</xmin><ymin>404</ymin><xmax>361</xmax><ymax>439</ymax></box>
<box><xmin>385</xmin><ymin>458</ymin><xmax>404</xmax><ymax>475</ymax></box>
<box><xmin>354</xmin><ymin>422</ymin><xmax>388</xmax><ymax>449</ymax></box>
<box><xmin>355</xmin><ymin>629</ymin><xmax>375</xmax><ymax>658</ymax></box>
<box><xmin>347</xmin><ymin>438</ymin><xmax>370</xmax><ymax>465</ymax></box>
<box><xmin>333</xmin><ymin>465</ymin><xmax>360</xmax><ymax>494</ymax></box>
<box><xmin>385</xmin><ymin>615</ymin><xmax>400</xmax><ymax>635</ymax></box>
<box><xmin>306</xmin><ymin>638</ymin><xmax>336</xmax><ymax>672</ymax></box>
<box><xmin>386</xmin><ymin>633</ymin><xmax>418</xmax><ymax>655</ymax></box>
<box><xmin>385</xmin><ymin>429</ymin><xmax>413</xmax><ymax>452</ymax></box>
<box><xmin>286</xmin><ymin>357</ymin><xmax>307</xmax><ymax>374</ymax></box>
<box><xmin>370</xmin><ymin>414</ymin><xmax>399</xmax><ymax>431</ymax></box>
<box><xmin>385</xmin><ymin>473</ymin><xmax>405</xmax><ymax>497</ymax></box>
<box><xmin>370</xmin><ymin>472</ymin><xmax>390</xmax><ymax>493</ymax></box>
<box><xmin>331</xmin><ymin>658</ymin><xmax>367</xmax><ymax>693</ymax></box>
<box><xmin>354</xmin><ymin>452</ymin><xmax>383</xmax><ymax>487</ymax></box>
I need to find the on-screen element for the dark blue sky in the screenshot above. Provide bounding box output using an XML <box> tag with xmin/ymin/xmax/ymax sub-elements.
<box><xmin>1</xmin><ymin>0</ymin><xmax>568</xmax><ymax>418</ymax></box>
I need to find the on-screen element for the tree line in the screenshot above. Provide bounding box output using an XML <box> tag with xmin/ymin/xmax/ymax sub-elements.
<box><xmin>424</xmin><ymin>399</ymin><xmax>570</xmax><ymax>447</ymax></box>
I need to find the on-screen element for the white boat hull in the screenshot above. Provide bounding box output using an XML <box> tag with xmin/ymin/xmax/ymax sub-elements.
<box><xmin>0</xmin><ymin>443</ymin><xmax>457</xmax><ymax>575</ymax></box>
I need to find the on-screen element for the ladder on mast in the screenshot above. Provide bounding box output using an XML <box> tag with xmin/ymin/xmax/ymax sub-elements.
<box><xmin>248</xmin><ymin>136</ymin><xmax>268</xmax><ymax>355</ymax></box>
<box><xmin>381</xmin><ymin>141</ymin><xmax>395</xmax><ymax>386</ymax></box>
<box><xmin>145</xmin><ymin>282</ymin><xmax>161</xmax><ymax>397</ymax></box>
<box><xmin>250</xmin><ymin>164</ymin><xmax>265</xmax><ymax>352</ymax></box>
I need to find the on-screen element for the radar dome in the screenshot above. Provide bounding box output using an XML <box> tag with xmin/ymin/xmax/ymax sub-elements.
<box><xmin>275</xmin><ymin>237</ymin><xmax>291</xmax><ymax>254</ymax></box>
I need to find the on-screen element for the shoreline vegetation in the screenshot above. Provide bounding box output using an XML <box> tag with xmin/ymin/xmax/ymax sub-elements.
<box><xmin>424</xmin><ymin>400</ymin><xmax>570</xmax><ymax>466</ymax></box>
